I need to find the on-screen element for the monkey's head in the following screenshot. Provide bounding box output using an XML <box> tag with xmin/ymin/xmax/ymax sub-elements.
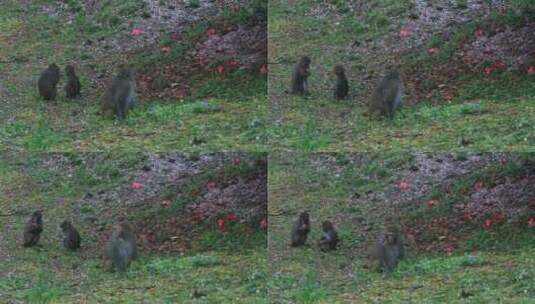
<box><xmin>299</xmin><ymin>56</ymin><xmax>311</xmax><ymax>68</ymax></box>
<box><xmin>49</xmin><ymin>63</ymin><xmax>60</xmax><ymax>74</ymax></box>
<box><xmin>333</xmin><ymin>64</ymin><xmax>345</xmax><ymax>76</ymax></box>
<box><xmin>60</xmin><ymin>220</ymin><xmax>72</xmax><ymax>231</ymax></box>
<box><xmin>117</xmin><ymin>221</ymin><xmax>134</xmax><ymax>234</ymax></box>
<box><xmin>117</xmin><ymin>67</ymin><xmax>136</xmax><ymax>80</ymax></box>
<box><xmin>32</xmin><ymin>210</ymin><xmax>42</xmax><ymax>220</ymax></box>
<box><xmin>322</xmin><ymin>221</ymin><xmax>334</xmax><ymax>231</ymax></box>
<box><xmin>65</xmin><ymin>65</ymin><xmax>75</xmax><ymax>76</ymax></box>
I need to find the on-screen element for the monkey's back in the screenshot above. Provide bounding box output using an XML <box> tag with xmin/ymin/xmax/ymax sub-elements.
<box><xmin>369</xmin><ymin>75</ymin><xmax>402</xmax><ymax>117</ymax></box>
<box><xmin>65</xmin><ymin>75</ymin><xmax>81</xmax><ymax>98</ymax></box>
<box><xmin>23</xmin><ymin>222</ymin><xmax>42</xmax><ymax>247</ymax></box>
<box><xmin>38</xmin><ymin>69</ymin><xmax>60</xmax><ymax>100</ymax></box>
<box><xmin>290</xmin><ymin>64</ymin><xmax>308</xmax><ymax>95</ymax></box>
<box><xmin>334</xmin><ymin>76</ymin><xmax>349</xmax><ymax>100</ymax></box>
<box><xmin>64</xmin><ymin>228</ymin><xmax>81</xmax><ymax>249</ymax></box>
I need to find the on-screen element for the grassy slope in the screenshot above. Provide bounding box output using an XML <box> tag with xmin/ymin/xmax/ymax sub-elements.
<box><xmin>0</xmin><ymin>0</ymin><xmax>266</xmax><ymax>152</ymax></box>
<box><xmin>0</xmin><ymin>153</ymin><xmax>267</xmax><ymax>303</ymax></box>
<box><xmin>268</xmin><ymin>153</ymin><xmax>535</xmax><ymax>303</ymax></box>
<box><xmin>268</xmin><ymin>1</ymin><xmax>535</xmax><ymax>152</ymax></box>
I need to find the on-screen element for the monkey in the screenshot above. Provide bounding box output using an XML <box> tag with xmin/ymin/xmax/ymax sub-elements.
<box><xmin>104</xmin><ymin>221</ymin><xmax>138</xmax><ymax>272</ymax></box>
<box><xmin>290</xmin><ymin>211</ymin><xmax>310</xmax><ymax>247</ymax></box>
<box><xmin>60</xmin><ymin>220</ymin><xmax>81</xmax><ymax>250</ymax></box>
<box><xmin>290</xmin><ymin>56</ymin><xmax>311</xmax><ymax>95</ymax></box>
<box><xmin>64</xmin><ymin>65</ymin><xmax>81</xmax><ymax>98</ymax></box>
<box><xmin>368</xmin><ymin>68</ymin><xmax>403</xmax><ymax>120</ymax></box>
<box><xmin>37</xmin><ymin>64</ymin><xmax>60</xmax><ymax>101</ymax></box>
<box><xmin>100</xmin><ymin>67</ymin><xmax>137</xmax><ymax>119</ymax></box>
<box><xmin>374</xmin><ymin>227</ymin><xmax>404</xmax><ymax>273</ymax></box>
<box><xmin>318</xmin><ymin>220</ymin><xmax>338</xmax><ymax>251</ymax></box>
<box><xmin>23</xmin><ymin>210</ymin><xmax>43</xmax><ymax>247</ymax></box>
<box><xmin>333</xmin><ymin>64</ymin><xmax>349</xmax><ymax>100</ymax></box>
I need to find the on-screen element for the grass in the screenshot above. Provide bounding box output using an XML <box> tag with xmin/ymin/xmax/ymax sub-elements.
<box><xmin>268</xmin><ymin>1</ymin><xmax>535</xmax><ymax>152</ymax></box>
<box><xmin>0</xmin><ymin>0</ymin><xmax>266</xmax><ymax>152</ymax></box>
<box><xmin>0</xmin><ymin>152</ymin><xmax>267</xmax><ymax>303</ymax></box>
<box><xmin>268</xmin><ymin>152</ymin><xmax>535</xmax><ymax>303</ymax></box>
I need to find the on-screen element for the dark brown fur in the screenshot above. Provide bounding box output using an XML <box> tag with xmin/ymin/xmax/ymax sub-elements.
<box><xmin>290</xmin><ymin>56</ymin><xmax>311</xmax><ymax>95</ymax></box>
<box><xmin>64</xmin><ymin>65</ymin><xmax>81</xmax><ymax>98</ymax></box>
<box><xmin>60</xmin><ymin>220</ymin><xmax>81</xmax><ymax>250</ymax></box>
<box><xmin>290</xmin><ymin>211</ymin><xmax>310</xmax><ymax>247</ymax></box>
<box><xmin>318</xmin><ymin>221</ymin><xmax>338</xmax><ymax>251</ymax></box>
<box><xmin>333</xmin><ymin>64</ymin><xmax>349</xmax><ymax>100</ymax></box>
<box><xmin>23</xmin><ymin>210</ymin><xmax>43</xmax><ymax>247</ymax></box>
<box><xmin>38</xmin><ymin>64</ymin><xmax>60</xmax><ymax>100</ymax></box>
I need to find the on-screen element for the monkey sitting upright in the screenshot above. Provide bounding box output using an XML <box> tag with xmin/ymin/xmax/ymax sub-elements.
<box><xmin>64</xmin><ymin>65</ymin><xmax>81</xmax><ymax>98</ymax></box>
<box><xmin>290</xmin><ymin>211</ymin><xmax>310</xmax><ymax>247</ymax></box>
<box><xmin>104</xmin><ymin>221</ymin><xmax>138</xmax><ymax>272</ymax></box>
<box><xmin>374</xmin><ymin>227</ymin><xmax>404</xmax><ymax>273</ymax></box>
<box><xmin>333</xmin><ymin>64</ymin><xmax>349</xmax><ymax>100</ymax></box>
<box><xmin>368</xmin><ymin>68</ymin><xmax>403</xmax><ymax>120</ymax></box>
<box><xmin>290</xmin><ymin>56</ymin><xmax>311</xmax><ymax>95</ymax></box>
<box><xmin>318</xmin><ymin>220</ymin><xmax>338</xmax><ymax>251</ymax></box>
<box><xmin>23</xmin><ymin>210</ymin><xmax>43</xmax><ymax>247</ymax></box>
<box><xmin>38</xmin><ymin>64</ymin><xmax>61</xmax><ymax>101</ymax></box>
<box><xmin>60</xmin><ymin>220</ymin><xmax>81</xmax><ymax>250</ymax></box>
<box><xmin>101</xmin><ymin>67</ymin><xmax>137</xmax><ymax>120</ymax></box>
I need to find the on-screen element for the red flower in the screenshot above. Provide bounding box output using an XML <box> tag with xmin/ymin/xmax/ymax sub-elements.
<box><xmin>130</xmin><ymin>28</ymin><xmax>144</xmax><ymax>36</ymax></box>
<box><xmin>233</xmin><ymin>157</ymin><xmax>241</xmax><ymax>165</ymax></box>
<box><xmin>528</xmin><ymin>217</ymin><xmax>535</xmax><ymax>228</ymax></box>
<box><xmin>160</xmin><ymin>46</ymin><xmax>171</xmax><ymax>54</ymax></box>
<box><xmin>427</xmin><ymin>48</ymin><xmax>439</xmax><ymax>55</ymax></box>
<box><xmin>215</xmin><ymin>65</ymin><xmax>225</xmax><ymax>75</ymax></box>
<box><xmin>259</xmin><ymin>217</ymin><xmax>268</xmax><ymax>229</ymax></box>
<box><xmin>399</xmin><ymin>181</ymin><xmax>409</xmax><ymax>190</ymax></box>
<box><xmin>259</xmin><ymin>64</ymin><xmax>268</xmax><ymax>75</ymax></box>
<box><xmin>475</xmin><ymin>29</ymin><xmax>484</xmax><ymax>37</ymax></box>
<box><xmin>399</xmin><ymin>28</ymin><xmax>411</xmax><ymax>38</ymax></box>
<box><xmin>226</xmin><ymin>213</ymin><xmax>238</xmax><ymax>221</ymax></box>
<box><xmin>483</xmin><ymin>67</ymin><xmax>493</xmax><ymax>76</ymax></box>
<box><xmin>528</xmin><ymin>66</ymin><xmax>535</xmax><ymax>75</ymax></box>
<box><xmin>494</xmin><ymin>212</ymin><xmax>505</xmax><ymax>221</ymax></box>
<box><xmin>474</xmin><ymin>181</ymin><xmax>483</xmax><ymax>191</ymax></box>
<box><xmin>131</xmin><ymin>182</ymin><xmax>143</xmax><ymax>189</ymax></box>
<box><xmin>217</xmin><ymin>219</ymin><xmax>225</xmax><ymax>232</ymax></box>
<box><xmin>483</xmin><ymin>219</ymin><xmax>493</xmax><ymax>229</ymax></box>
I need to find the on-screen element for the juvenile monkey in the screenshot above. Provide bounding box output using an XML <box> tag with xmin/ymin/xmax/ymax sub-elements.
<box><xmin>64</xmin><ymin>65</ymin><xmax>81</xmax><ymax>98</ymax></box>
<box><xmin>101</xmin><ymin>67</ymin><xmax>137</xmax><ymax>119</ymax></box>
<box><xmin>38</xmin><ymin>64</ymin><xmax>61</xmax><ymax>100</ymax></box>
<box><xmin>23</xmin><ymin>210</ymin><xmax>43</xmax><ymax>247</ymax></box>
<box><xmin>290</xmin><ymin>56</ymin><xmax>311</xmax><ymax>95</ymax></box>
<box><xmin>368</xmin><ymin>68</ymin><xmax>403</xmax><ymax>120</ymax></box>
<box><xmin>318</xmin><ymin>220</ymin><xmax>338</xmax><ymax>251</ymax></box>
<box><xmin>374</xmin><ymin>227</ymin><xmax>404</xmax><ymax>273</ymax></box>
<box><xmin>290</xmin><ymin>211</ymin><xmax>310</xmax><ymax>247</ymax></box>
<box><xmin>60</xmin><ymin>220</ymin><xmax>81</xmax><ymax>250</ymax></box>
<box><xmin>104</xmin><ymin>221</ymin><xmax>138</xmax><ymax>272</ymax></box>
<box><xmin>333</xmin><ymin>64</ymin><xmax>349</xmax><ymax>100</ymax></box>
